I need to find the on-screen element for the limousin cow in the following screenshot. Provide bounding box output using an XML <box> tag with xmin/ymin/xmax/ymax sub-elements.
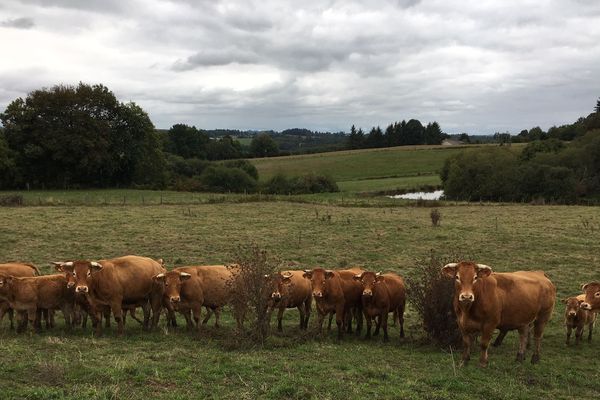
<box><xmin>0</xmin><ymin>273</ymin><xmax>74</xmax><ymax>333</ymax></box>
<box><xmin>153</xmin><ymin>265</ymin><xmax>243</xmax><ymax>331</ymax></box>
<box><xmin>580</xmin><ymin>282</ymin><xmax>600</xmax><ymax>313</ymax></box>
<box><xmin>353</xmin><ymin>271</ymin><xmax>405</xmax><ymax>341</ymax></box>
<box><xmin>53</xmin><ymin>255</ymin><xmax>165</xmax><ymax>335</ymax></box>
<box><xmin>442</xmin><ymin>262</ymin><xmax>555</xmax><ymax>367</ymax></box>
<box><xmin>563</xmin><ymin>294</ymin><xmax>596</xmax><ymax>345</ymax></box>
<box><xmin>0</xmin><ymin>263</ymin><xmax>41</xmax><ymax>329</ymax></box>
<box><xmin>266</xmin><ymin>270</ymin><xmax>312</xmax><ymax>332</ymax></box>
<box><xmin>302</xmin><ymin>267</ymin><xmax>364</xmax><ymax>339</ymax></box>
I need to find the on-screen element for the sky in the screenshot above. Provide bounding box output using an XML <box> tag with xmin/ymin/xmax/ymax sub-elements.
<box><xmin>1</xmin><ymin>0</ymin><xmax>599</xmax><ymax>134</ymax></box>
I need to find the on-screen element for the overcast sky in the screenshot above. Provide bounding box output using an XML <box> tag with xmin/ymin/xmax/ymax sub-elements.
<box><xmin>1</xmin><ymin>0</ymin><xmax>599</xmax><ymax>134</ymax></box>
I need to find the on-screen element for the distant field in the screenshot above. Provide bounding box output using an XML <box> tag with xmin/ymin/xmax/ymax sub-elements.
<box><xmin>251</xmin><ymin>144</ymin><xmax>523</xmax><ymax>193</ymax></box>
<box><xmin>0</xmin><ymin>201</ymin><xmax>599</xmax><ymax>399</ymax></box>
<box><xmin>337</xmin><ymin>175</ymin><xmax>441</xmax><ymax>193</ymax></box>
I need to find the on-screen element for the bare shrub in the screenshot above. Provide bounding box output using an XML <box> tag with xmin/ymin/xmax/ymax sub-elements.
<box><xmin>226</xmin><ymin>243</ymin><xmax>283</xmax><ymax>345</ymax></box>
<box><xmin>0</xmin><ymin>194</ymin><xmax>23</xmax><ymax>206</ymax></box>
<box><xmin>430</xmin><ymin>209</ymin><xmax>442</xmax><ymax>226</ymax></box>
<box><xmin>406</xmin><ymin>251</ymin><xmax>468</xmax><ymax>347</ymax></box>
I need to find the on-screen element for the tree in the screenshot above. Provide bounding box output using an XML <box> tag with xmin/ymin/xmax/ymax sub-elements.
<box><xmin>207</xmin><ymin>135</ymin><xmax>243</xmax><ymax>160</ymax></box>
<box><xmin>366</xmin><ymin>126</ymin><xmax>385</xmax><ymax>148</ymax></box>
<box><xmin>250</xmin><ymin>133</ymin><xmax>279</xmax><ymax>157</ymax></box>
<box><xmin>165</xmin><ymin>124</ymin><xmax>209</xmax><ymax>159</ymax></box>
<box><xmin>423</xmin><ymin>122</ymin><xmax>445</xmax><ymax>145</ymax></box>
<box><xmin>0</xmin><ymin>83</ymin><xmax>165</xmax><ymax>188</ymax></box>
<box><xmin>347</xmin><ymin>125</ymin><xmax>365</xmax><ymax>149</ymax></box>
<box><xmin>402</xmin><ymin>119</ymin><xmax>425</xmax><ymax>145</ymax></box>
<box><xmin>595</xmin><ymin>98</ymin><xmax>600</xmax><ymax>113</ymax></box>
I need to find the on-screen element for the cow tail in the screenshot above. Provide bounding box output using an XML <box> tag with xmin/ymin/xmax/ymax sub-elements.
<box><xmin>27</xmin><ymin>263</ymin><xmax>41</xmax><ymax>276</ymax></box>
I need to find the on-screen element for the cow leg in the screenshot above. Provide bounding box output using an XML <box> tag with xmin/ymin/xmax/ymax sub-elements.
<box><xmin>316</xmin><ymin>311</ymin><xmax>325</xmax><ymax>336</ymax></box>
<box><xmin>565</xmin><ymin>325</ymin><xmax>572</xmax><ymax>345</ymax></box>
<box><xmin>103</xmin><ymin>307</ymin><xmax>111</xmax><ymax>328</ymax></box>
<box><xmin>516</xmin><ymin>325</ymin><xmax>530</xmax><ymax>361</ymax></box>
<box><xmin>28</xmin><ymin>308</ymin><xmax>39</xmax><ymax>333</ymax></box>
<box><xmin>355</xmin><ymin>306</ymin><xmax>363</xmax><ymax>335</ymax></box>
<box><xmin>327</xmin><ymin>311</ymin><xmax>333</xmax><ymax>331</ymax></box>
<box><xmin>364</xmin><ymin>313</ymin><xmax>372</xmax><ymax>340</ymax></box>
<box><xmin>373</xmin><ymin>315</ymin><xmax>381</xmax><ymax>336</ymax></box>
<box><xmin>16</xmin><ymin>311</ymin><xmax>28</xmax><ymax>333</ymax></box>
<box><xmin>479</xmin><ymin>325</ymin><xmax>494</xmax><ymax>368</ymax></box>
<box><xmin>493</xmin><ymin>329</ymin><xmax>508</xmax><ymax>347</ymax></box>
<box><xmin>110</xmin><ymin>301</ymin><xmax>124</xmax><ymax>335</ymax></box>
<box><xmin>382</xmin><ymin>310</ymin><xmax>390</xmax><ymax>342</ymax></box>
<box><xmin>345</xmin><ymin>308</ymin><xmax>353</xmax><ymax>334</ymax></box>
<box><xmin>213</xmin><ymin>307</ymin><xmax>221</xmax><ymax>328</ymax></box>
<box><xmin>575</xmin><ymin>325</ymin><xmax>583</xmax><ymax>345</ymax></box>
<box><xmin>0</xmin><ymin>303</ymin><xmax>11</xmax><ymax>329</ymax></box>
<box><xmin>277</xmin><ymin>305</ymin><xmax>285</xmax><ymax>332</ymax></box>
<box><xmin>398</xmin><ymin>305</ymin><xmax>405</xmax><ymax>338</ymax></box>
<box><xmin>296</xmin><ymin>305</ymin><xmax>305</xmax><ymax>330</ymax></box>
<box><xmin>140</xmin><ymin>302</ymin><xmax>151</xmax><ymax>330</ymax></box>
<box><xmin>180</xmin><ymin>309</ymin><xmax>194</xmax><ymax>331</ymax></box>
<box><xmin>588</xmin><ymin>321</ymin><xmax>594</xmax><ymax>342</ymax></box>
<box><xmin>192</xmin><ymin>306</ymin><xmax>202</xmax><ymax>332</ymax></box>
<box><xmin>35</xmin><ymin>309</ymin><xmax>44</xmax><ymax>331</ymax></box>
<box><xmin>335</xmin><ymin>305</ymin><xmax>344</xmax><ymax>340</ymax></box>
<box><xmin>303</xmin><ymin>298</ymin><xmax>311</xmax><ymax>330</ymax></box>
<box><xmin>460</xmin><ymin>333</ymin><xmax>473</xmax><ymax>366</ymax></box>
<box><xmin>202</xmin><ymin>307</ymin><xmax>213</xmax><ymax>325</ymax></box>
<box><xmin>62</xmin><ymin>304</ymin><xmax>73</xmax><ymax>330</ymax></box>
<box><xmin>531</xmin><ymin>318</ymin><xmax>549</xmax><ymax>364</ymax></box>
<box><xmin>391</xmin><ymin>309</ymin><xmax>397</xmax><ymax>327</ymax></box>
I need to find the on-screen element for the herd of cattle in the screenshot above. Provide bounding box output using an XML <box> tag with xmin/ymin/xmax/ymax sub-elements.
<box><xmin>0</xmin><ymin>255</ymin><xmax>599</xmax><ymax>367</ymax></box>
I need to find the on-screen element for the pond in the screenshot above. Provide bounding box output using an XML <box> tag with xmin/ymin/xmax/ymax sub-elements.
<box><xmin>388</xmin><ymin>190</ymin><xmax>444</xmax><ymax>200</ymax></box>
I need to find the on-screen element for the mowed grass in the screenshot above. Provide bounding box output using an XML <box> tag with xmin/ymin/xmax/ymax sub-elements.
<box><xmin>1</xmin><ymin>201</ymin><xmax>599</xmax><ymax>399</ymax></box>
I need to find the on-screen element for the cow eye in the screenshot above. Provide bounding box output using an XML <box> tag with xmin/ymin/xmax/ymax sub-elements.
<box><xmin>473</xmin><ymin>276</ymin><xmax>478</xmax><ymax>282</ymax></box>
<box><xmin>595</xmin><ymin>292</ymin><xmax>600</xmax><ymax>297</ymax></box>
<box><xmin>165</xmin><ymin>282</ymin><xmax>169</xmax><ymax>287</ymax></box>
<box><xmin>87</xmin><ymin>271</ymin><xmax>91</xmax><ymax>277</ymax></box>
<box><xmin>455</xmin><ymin>275</ymin><xmax>460</xmax><ymax>281</ymax></box>
<box><xmin>73</xmin><ymin>272</ymin><xmax>77</xmax><ymax>278</ymax></box>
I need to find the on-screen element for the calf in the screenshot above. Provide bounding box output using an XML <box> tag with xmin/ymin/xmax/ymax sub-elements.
<box><xmin>153</xmin><ymin>265</ymin><xmax>243</xmax><ymax>331</ymax></box>
<box><xmin>302</xmin><ymin>267</ymin><xmax>364</xmax><ymax>339</ymax></box>
<box><xmin>353</xmin><ymin>271</ymin><xmax>405</xmax><ymax>341</ymax></box>
<box><xmin>442</xmin><ymin>262</ymin><xmax>555</xmax><ymax>367</ymax></box>
<box><xmin>0</xmin><ymin>263</ymin><xmax>40</xmax><ymax>329</ymax></box>
<box><xmin>0</xmin><ymin>274</ymin><xmax>73</xmax><ymax>333</ymax></box>
<box><xmin>564</xmin><ymin>294</ymin><xmax>596</xmax><ymax>345</ymax></box>
<box><xmin>53</xmin><ymin>255</ymin><xmax>165</xmax><ymax>335</ymax></box>
<box><xmin>267</xmin><ymin>270</ymin><xmax>312</xmax><ymax>332</ymax></box>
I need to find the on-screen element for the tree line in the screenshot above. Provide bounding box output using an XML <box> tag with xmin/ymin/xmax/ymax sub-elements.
<box><xmin>347</xmin><ymin>120</ymin><xmax>446</xmax><ymax>150</ymax></box>
<box><xmin>441</xmin><ymin>99</ymin><xmax>600</xmax><ymax>203</ymax></box>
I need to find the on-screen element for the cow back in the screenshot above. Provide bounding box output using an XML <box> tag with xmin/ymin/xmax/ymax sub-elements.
<box><xmin>0</xmin><ymin>263</ymin><xmax>39</xmax><ymax>277</ymax></box>
<box><xmin>175</xmin><ymin>265</ymin><xmax>233</xmax><ymax>308</ymax></box>
<box><xmin>338</xmin><ymin>268</ymin><xmax>365</xmax><ymax>307</ymax></box>
<box><xmin>96</xmin><ymin>256</ymin><xmax>165</xmax><ymax>302</ymax></box>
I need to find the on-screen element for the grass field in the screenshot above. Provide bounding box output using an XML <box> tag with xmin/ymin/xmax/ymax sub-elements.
<box><xmin>1</xmin><ymin>200</ymin><xmax>599</xmax><ymax>399</ymax></box>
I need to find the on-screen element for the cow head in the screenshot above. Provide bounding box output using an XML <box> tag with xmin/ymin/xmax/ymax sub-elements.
<box><xmin>153</xmin><ymin>271</ymin><xmax>191</xmax><ymax>305</ymax></box>
<box><xmin>0</xmin><ymin>274</ymin><xmax>13</xmax><ymax>299</ymax></box>
<box><xmin>52</xmin><ymin>260</ymin><xmax>103</xmax><ymax>293</ymax></box>
<box><xmin>442</xmin><ymin>262</ymin><xmax>492</xmax><ymax>305</ymax></box>
<box><xmin>563</xmin><ymin>297</ymin><xmax>583</xmax><ymax>319</ymax></box>
<box><xmin>303</xmin><ymin>268</ymin><xmax>334</xmax><ymax>299</ymax></box>
<box><xmin>580</xmin><ymin>282</ymin><xmax>600</xmax><ymax>312</ymax></box>
<box><xmin>353</xmin><ymin>271</ymin><xmax>384</xmax><ymax>298</ymax></box>
<box><xmin>265</xmin><ymin>272</ymin><xmax>293</xmax><ymax>302</ymax></box>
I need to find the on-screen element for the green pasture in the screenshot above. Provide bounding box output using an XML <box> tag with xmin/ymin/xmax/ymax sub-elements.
<box><xmin>0</xmin><ymin>200</ymin><xmax>599</xmax><ymax>399</ymax></box>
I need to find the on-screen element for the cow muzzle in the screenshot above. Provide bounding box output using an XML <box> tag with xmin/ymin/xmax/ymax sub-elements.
<box><xmin>568</xmin><ymin>311</ymin><xmax>577</xmax><ymax>317</ymax></box>
<box><xmin>170</xmin><ymin>296</ymin><xmax>181</xmax><ymax>303</ymax></box>
<box><xmin>271</xmin><ymin>292</ymin><xmax>282</xmax><ymax>301</ymax></box>
<box><xmin>76</xmin><ymin>285</ymin><xmax>89</xmax><ymax>293</ymax></box>
<box><xmin>313</xmin><ymin>291</ymin><xmax>323</xmax><ymax>298</ymax></box>
<box><xmin>580</xmin><ymin>302</ymin><xmax>592</xmax><ymax>310</ymax></box>
<box><xmin>458</xmin><ymin>292</ymin><xmax>474</xmax><ymax>303</ymax></box>
<box><xmin>67</xmin><ymin>282</ymin><xmax>75</xmax><ymax>289</ymax></box>
<box><xmin>362</xmin><ymin>290</ymin><xmax>373</xmax><ymax>297</ymax></box>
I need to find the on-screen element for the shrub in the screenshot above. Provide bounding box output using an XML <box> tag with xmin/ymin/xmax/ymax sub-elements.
<box><xmin>430</xmin><ymin>209</ymin><xmax>441</xmax><ymax>226</ymax></box>
<box><xmin>199</xmin><ymin>166</ymin><xmax>258</xmax><ymax>193</ymax></box>
<box><xmin>226</xmin><ymin>243</ymin><xmax>283</xmax><ymax>344</ymax></box>
<box><xmin>166</xmin><ymin>154</ymin><xmax>210</xmax><ymax>178</ymax></box>
<box><xmin>405</xmin><ymin>252</ymin><xmax>462</xmax><ymax>347</ymax></box>
<box><xmin>263</xmin><ymin>173</ymin><xmax>338</xmax><ymax>194</ymax></box>
<box><xmin>221</xmin><ymin>159</ymin><xmax>259</xmax><ymax>180</ymax></box>
<box><xmin>0</xmin><ymin>194</ymin><xmax>23</xmax><ymax>206</ymax></box>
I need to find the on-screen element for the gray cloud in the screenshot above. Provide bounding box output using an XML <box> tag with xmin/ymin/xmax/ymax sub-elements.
<box><xmin>0</xmin><ymin>0</ymin><xmax>599</xmax><ymax>134</ymax></box>
<box><xmin>1</xmin><ymin>17</ymin><xmax>34</xmax><ymax>29</ymax></box>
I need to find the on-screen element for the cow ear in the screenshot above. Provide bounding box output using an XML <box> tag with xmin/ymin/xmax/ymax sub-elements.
<box><xmin>156</xmin><ymin>258</ymin><xmax>164</xmax><ymax>266</ymax></box>
<box><xmin>282</xmin><ymin>277</ymin><xmax>292</xmax><ymax>285</ymax></box>
<box><xmin>325</xmin><ymin>270</ymin><xmax>335</xmax><ymax>279</ymax></box>
<box><xmin>582</xmin><ymin>283</ymin><xmax>589</xmax><ymax>291</ymax></box>
<box><xmin>303</xmin><ymin>270</ymin><xmax>313</xmax><ymax>279</ymax></box>
<box><xmin>578</xmin><ymin>299</ymin><xmax>585</xmax><ymax>305</ymax></box>
<box><xmin>90</xmin><ymin>262</ymin><xmax>103</xmax><ymax>271</ymax></box>
<box><xmin>376</xmin><ymin>274</ymin><xmax>385</xmax><ymax>283</ymax></box>
<box><xmin>153</xmin><ymin>273</ymin><xmax>165</xmax><ymax>281</ymax></box>
<box><xmin>353</xmin><ymin>273</ymin><xmax>363</xmax><ymax>281</ymax></box>
<box><xmin>179</xmin><ymin>272</ymin><xmax>192</xmax><ymax>281</ymax></box>
<box><xmin>476</xmin><ymin>264</ymin><xmax>492</xmax><ymax>278</ymax></box>
<box><xmin>52</xmin><ymin>261</ymin><xmax>73</xmax><ymax>272</ymax></box>
<box><xmin>441</xmin><ymin>263</ymin><xmax>458</xmax><ymax>278</ymax></box>
<box><xmin>562</xmin><ymin>298</ymin><xmax>569</xmax><ymax>304</ymax></box>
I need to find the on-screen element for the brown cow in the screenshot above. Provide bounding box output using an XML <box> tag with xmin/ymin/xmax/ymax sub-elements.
<box><xmin>0</xmin><ymin>263</ymin><xmax>40</xmax><ymax>329</ymax></box>
<box><xmin>580</xmin><ymin>282</ymin><xmax>600</xmax><ymax>313</ymax></box>
<box><xmin>0</xmin><ymin>273</ymin><xmax>74</xmax><ymax>333</ymax></box>
<box><xmin>53</xmin><ymin>255</ymin><xmax>165</xmax><ymax>335</ymax></box>
<box><xmin>353</xmin><ymin>271</ymin><xmax>405</xmax><ymax>341</ymax></box>
<box><xmin>153</xmin><ymin>265</ymin><xmax>243</xmax><ymax>331</ymax></box>
<box><xmin>442</xmin><ymin>262</ymin><xmax>555</xmax><ymax>367</ymax></box>
<box><xmin>302</xmin><ymin>267</ymin><xmax>364</xmax><ymax>339</ymax></box>
<box><xmin>564</xmin><ymin>294</ymin><xmax>596</xmax><ymax>345</ymax></box>
<box><xmin>266</xmin><ymin>270</ymin><xmax>312</xmax><ymax>332</ymax></box>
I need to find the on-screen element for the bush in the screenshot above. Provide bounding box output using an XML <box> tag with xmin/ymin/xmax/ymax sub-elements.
<box><xmin>221</xmin><ymin>159</ymin><xmax>259</xmax><ymax>180</ymax></box>
<box><xmin>166</xmin><ymin>154</ymin><xmax>210</xmax><ymax>178</ymax></box>
<box><xmin>0</xmin><ymin>194</ymin><xmax>23</xmax><ymax>206</ymax></box>
<box><xmin>405</xmin><ymin>252</ymin><xmax>462</xmax><ymax>347</ymax></box>
<box><xmin>199</xmin><ymin>166</ymin><xmax>257</xmax><ymax>193</ymax></box>
<box><xmin>430</xmin><ymin>209</ymin><xmax>441</xmax><ymax>226</ymax></box>
<box><xmin>226</xmin><ymin>243</ymin><xmax>283</xmax><ymax>344</ymax></box>
<box><xmin>263</xmin><ymin>173</ymin><xmax>338</xmax><ymax>194</ymax></box>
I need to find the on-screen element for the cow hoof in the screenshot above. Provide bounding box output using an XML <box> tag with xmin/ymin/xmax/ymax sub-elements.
<box><xmin>531</xmin><ymin>354</ymin><xmax>540</xmax><ymax>364</ymax></box>
<box><xmin>516</xmin><ymin>353</ymin><xmax>525</xmax><ymax>362</ymax></box>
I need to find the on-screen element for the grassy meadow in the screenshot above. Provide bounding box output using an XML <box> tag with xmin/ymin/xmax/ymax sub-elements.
<box><xmin>1</xmin><ymin>200</ymin><xmax>599</xmax><ymax>399</ymax></box>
